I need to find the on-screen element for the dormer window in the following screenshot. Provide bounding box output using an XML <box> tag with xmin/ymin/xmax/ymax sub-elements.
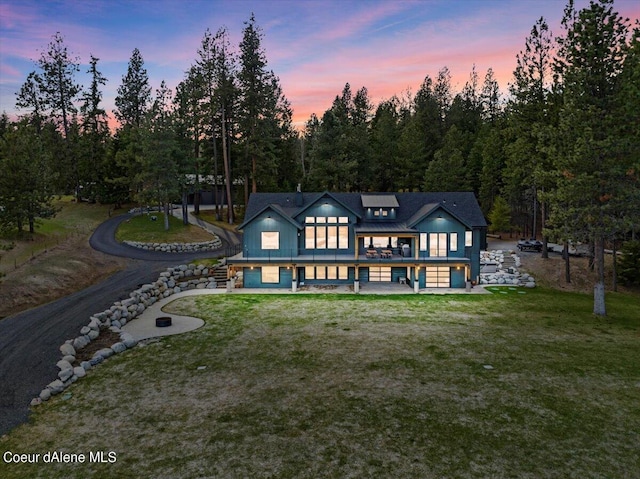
<box><xmin>362</xmin><ymin>195</ymin><xmax>398</xmax><ymax>220</ymax></box>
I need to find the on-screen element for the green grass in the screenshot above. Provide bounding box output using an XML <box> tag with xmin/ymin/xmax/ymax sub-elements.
<box><xmin>194</xmin><ymin>206</ymin><xmax>244</xmax><ymax>232</ymax></box>
<box><xmin>115</xmin><ymin>213</ymin><xmax>216</xmax><ymax>243</ymax></box>
<box><xmin>1</xmin><ymin>289</ymin><xmax>639</xmax><ymax>478</ymax></box>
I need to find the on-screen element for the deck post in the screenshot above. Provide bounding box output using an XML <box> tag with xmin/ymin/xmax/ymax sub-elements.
<box><xmin>414</xmin><ymin>266</ymin><xmax>420</xmax><ymax>293</ymax></box>
<box><xmin>291</xmin><ymin>265</ymin><xmax>297</xmax><ymax>292</ymax></box>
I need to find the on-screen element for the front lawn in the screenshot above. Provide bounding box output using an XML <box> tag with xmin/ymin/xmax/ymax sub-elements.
<box><xmin>1</xmin><ymin>289</ymin><xmax>638</xmax><ymax>478</ymax></box>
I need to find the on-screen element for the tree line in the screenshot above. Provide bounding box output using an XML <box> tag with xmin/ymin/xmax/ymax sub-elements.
<box><xmin>1</xmin><ymin>1</ymin><xmax>638</xmax><ymax>314</ymax></box>
<box><xmin>1</xmin><ymin>14</ymin><xmax>297</xmax><ymax>233</ymax></box>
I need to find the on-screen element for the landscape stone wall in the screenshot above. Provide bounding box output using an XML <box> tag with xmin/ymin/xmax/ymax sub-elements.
<box><xmin>31</xmin><ymin>261</ymin><xmax>227</xmax><ymax>406</ymax></box>
<box><xmin>479</xmin><ymin>250</ymin><xmax>536</xmax><ymax>288</ymax></box>
<box><xmin>123</xmin><ymin>237</ymin><xmax>222</xmax><ymax>252</ymax></box>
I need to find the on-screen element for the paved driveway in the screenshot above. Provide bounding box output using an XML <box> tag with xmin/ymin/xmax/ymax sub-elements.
<box><xmin>0</xmin><ymin>213</ymin><xmax>236</xmax><ymax>436</ymax></box>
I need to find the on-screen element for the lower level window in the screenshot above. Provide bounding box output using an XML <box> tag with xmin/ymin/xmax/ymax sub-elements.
<box><xmin>261</xmin><ymin>266</ymin><xmax>280</xmax><ymax>283</ymax></box>
<box><xmin>425</xmin><ymin>266</ymin><xmax>450</xmax><ymax>287</ymax></box>
<box><xmin>369</xmin><ymin>266</ymin><xmax>391</xmax><ymax>282</ymax></box>
<box><xmin>305</xmin><ymin>266</ymin><xmax>349</xmax><ymax>280</ymax></box>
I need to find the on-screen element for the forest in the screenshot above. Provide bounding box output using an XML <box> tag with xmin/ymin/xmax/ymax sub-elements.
<box><xmin>1</xmin><ymin>1</ymin><xmax>639</xmax><ymax>313</ymax></box>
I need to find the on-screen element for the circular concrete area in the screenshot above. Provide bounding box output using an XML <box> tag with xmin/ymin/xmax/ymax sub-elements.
<box><xmin>121</xmin><ymin>290</ymin><xmax>224</xmax><ymax>340</ymax></box>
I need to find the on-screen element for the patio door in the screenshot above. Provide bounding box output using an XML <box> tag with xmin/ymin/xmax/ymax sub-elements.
<box><xmin>369</xmin><ymin>266</ymin><xmax>391</xmax><ymax>282</ymax></box>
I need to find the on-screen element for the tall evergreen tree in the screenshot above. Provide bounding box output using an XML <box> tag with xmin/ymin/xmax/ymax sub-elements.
<box><xmin>36</xmin><ymin>32</ymin><xmax>81</xmax><ymax>140</ymax></box>
<box><xmin>238</xmin><ymin>14</ymin><xmax>280</xmax><ymax>200</ymax></box>
<box><xmin>505</xmin><ymin>17</ymin><xmax>556</xmax><ymax>250</ymax></box>
<box><xmin>137</xmin><ymin>81</ymin><xmax>184</xmax><ymax>231</ymax></box>
<box><xmin>0</xmin><ymin>120</ymin><xmax>55</xmax><ymax>234</ymax></box>
<box><xmin>114</xmin><ymin>48</ymin><xmax>151</xmax><ymax>129</ymax></box>
<box><xmin>549</xmin><ymin>0</ymin><xmax>633</xmax><ymax>316</ymax></box>
<box><xmin>79</xmin><ymin>55</ymin><xmax>109</xmax><ymax>201</ymax></box>
<box><xmin>197</xmin><ymin>27</ymin><xmax>238</xmax><ymax>223</ymax></box>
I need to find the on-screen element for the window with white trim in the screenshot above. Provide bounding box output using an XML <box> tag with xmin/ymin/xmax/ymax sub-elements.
<box><xmin>261</xmin><ymin>231</ymin><xmax>279</xmax><ymax>250</ymax></box>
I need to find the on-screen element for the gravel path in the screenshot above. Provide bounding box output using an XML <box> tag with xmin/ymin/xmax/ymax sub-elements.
<box><xmin>0</xmin><ymin>213</ymin><xmax>237</xmax><ymax>436</ymax></box>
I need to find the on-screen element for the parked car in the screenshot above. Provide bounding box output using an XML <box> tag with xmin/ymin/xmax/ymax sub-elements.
<box><xmin>517</xmin><ymin>238</ymin><xmax>543</xmax><ymax>252</ymax></box>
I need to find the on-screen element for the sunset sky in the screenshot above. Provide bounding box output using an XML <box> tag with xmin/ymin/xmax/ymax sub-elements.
<box><xmin>1</xmin><ymin>0</ymin><xmax>639</xmax><ymax>129</ymax></box>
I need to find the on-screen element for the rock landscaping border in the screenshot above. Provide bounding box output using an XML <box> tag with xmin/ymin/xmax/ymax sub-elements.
<box><xmin>31</xmin><ymin>260</ymin><xmax>228</xmax><ymax>406</ymax></box>
<box><xmin>479</xmin><ymin>250</ymin><xmax>536</xmax><ymax>288</ymax></box>
<box><xmin>123</xmin><ymin>238</ymin><xmax>222</xmax><ymax>252</ymax></box>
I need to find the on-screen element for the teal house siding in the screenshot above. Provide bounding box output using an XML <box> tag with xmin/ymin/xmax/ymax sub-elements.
<box><xmin>242</xmin><ymin>210</ymin><xmax>299</xmax><ymax>258</ymax></box>
<box><xmin>295</xmin><ymin>198</ymin><xmax>357</xmax><ymax>256</ymax></box>
<box><xmin>243</xmin><ymin>267</ymin><xmax>291</xmax><ymax>288</ymax></box>
<box><xmin>230</xmin><ymin>191</ymin><xmax>487</xmax><ymax>290</ymax></box>
<box><xmin>451</xmin><ymin>267</ymin><xmax>466</xmax><ymax>288</ymax></box>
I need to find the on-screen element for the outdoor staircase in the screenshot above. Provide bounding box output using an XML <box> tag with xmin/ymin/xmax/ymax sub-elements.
<box><xmin>212</xmin><ymin>264</ymin><xmax>228</xmax><ymax>289</ymax></box>
<box><xmin>501</xmin><ymin>253</ymin><xmax>517</xmax><ymax>271</ymax></box>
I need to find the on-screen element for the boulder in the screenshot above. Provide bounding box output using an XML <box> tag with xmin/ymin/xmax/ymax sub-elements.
<box><xmin>73</xmin><ymin>366</ymin><xmax>86</xmax><ymax>378</ymax></box>
<box><xmin>39</xmin><ymin>389</ymin><xmax>51</xmax><ymax>402</ymax></box>
<box><xmin>56</xmin><ymin>359</ymin><xmax>73</xmax><ymax>371</ymax></box>
<box><xmin>93</xmin><ymin>348</ymin><xmax>114</xmax><ymax>360</ymax></box>
<box><xmin>58</xmin><ymin>368</ymin><xmax>73</xmax><ymax>382</ymax></box>
<box><xmin>47</xmin><ymin>379</ymin><xmax>65</xmax><ymax>395</ymax></box>
<box><xmin>111</xmin><ymin>342</ymin><xmax>127</xmax><ymax>354</ymax></box>
<box><xmin>73</xmin><ymin>335</ymin><xmax>91</xmax><ymax>351</ymax></box>
<box><xmin>60</xmin><ymin>343</ymin><xmax>76</xmax><ymax>357</ymax></box>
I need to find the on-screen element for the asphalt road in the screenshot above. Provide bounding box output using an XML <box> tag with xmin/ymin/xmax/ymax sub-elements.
<box><xmin>0</xmin><ymin>213</ymin><xmax>238</xmax><ymax>436</ymax></box>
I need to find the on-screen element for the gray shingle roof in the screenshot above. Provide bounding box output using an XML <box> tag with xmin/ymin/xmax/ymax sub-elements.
<box><xmin>242</xmin><ymin>191</ymin><xmax>487</xmax><ymax>230</ymax></box>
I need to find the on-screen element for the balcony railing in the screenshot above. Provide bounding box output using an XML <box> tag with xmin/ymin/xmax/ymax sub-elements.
<box><xmin>227</xmin><ymin>248</ymin><xmax>470</xmax><ymax>265</ymax></box>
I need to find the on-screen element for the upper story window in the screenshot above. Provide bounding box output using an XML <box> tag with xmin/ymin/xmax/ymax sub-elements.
<box><xmin>429</xmin><ymin>233</ymin><xmax>447</xmax><ymax>257</ymax></box>
<box><xmin>450</xmin><ymin>232</ymin><xmax>458</xmax><ymax>252</ymax></box>
<box><xmin>465</xmin><ymin>230</ymin><xmax>473</xmax><ymax>247</ymax></box>
<box><xmin>304</xmin><ymin>216</ymin><xmax>349</xmax><ymax>249</ymax></box>
<box><xmin>261</xmin><ymin>231</ymin><xmax>279</xmax><ymax>250</ymax></box>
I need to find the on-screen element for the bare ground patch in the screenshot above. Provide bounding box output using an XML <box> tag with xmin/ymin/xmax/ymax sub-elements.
<box><xmin>0</xmin><ymin>236</ymin><xmax>127</xmax><ymax>319</ymax></box>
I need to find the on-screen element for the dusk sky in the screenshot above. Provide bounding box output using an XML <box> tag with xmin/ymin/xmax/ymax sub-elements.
<box><xmin>1</xmin><ymin>0</ymin><xmax>639</xmax><ymax>129</ymax></box>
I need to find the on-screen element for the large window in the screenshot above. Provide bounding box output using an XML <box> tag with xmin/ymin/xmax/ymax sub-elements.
<box><xmin>369</xmin><ymin>266</ymin><xmax>391</xmax><ymax>282</ymax></box>
<box><xmin>261</xmin><ymin>266</ymin><xmax>280</xmax><ymax>283</ymax></box>
<box><xmin>261</xmin><ymin>231</ymin><xmax>279</xmax><ymax>250</ymax></box>
<box><xmin>304</xmin><ymin>217</ymin><xmax>349</xmax><ymax>249</ymax></box>
<box><xmin>429</xmin><ymin>233</ymin><xmax>447</xmax><ymax>257</ymax></box>
<box><xmin>305</xmin><ymin>266</ymin><xmax>349</xmax><ymax>280</ymax></box>
<box><xmin>425</xmin><ymin>266</ymin><xmax>450</xmax><ymax>287</ymax></box>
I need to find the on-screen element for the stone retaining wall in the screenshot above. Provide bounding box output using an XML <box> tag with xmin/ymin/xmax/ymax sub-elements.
<box><xmin>31</xmin><ymin>261</ymin><xmax>227</xmax><ymax>406</ymax></box>
<box><xmin>124</xmin><ymin>237</ymin><xmax>222</xmax><ymax>252</ymax></box>
<box><xmin>479</xmin><ymin>250</ymin><xmax>536</xmax><ymax>288</ymax></box>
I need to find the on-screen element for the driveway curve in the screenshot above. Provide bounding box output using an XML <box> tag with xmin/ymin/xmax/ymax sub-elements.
<box><xmin>0</xmin><ymin>212</ymin><xmax>240</xmax><ymax>436</ymax></box>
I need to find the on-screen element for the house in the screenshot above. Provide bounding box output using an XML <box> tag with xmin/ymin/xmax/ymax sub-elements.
<box><xmin>227</xmin><ymin>190</ymin><xmax>487</xmax><ymax>291</ymax></box>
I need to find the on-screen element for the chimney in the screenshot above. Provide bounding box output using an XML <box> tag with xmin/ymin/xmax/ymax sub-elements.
<box><xmin>295</xmin><ymin>183</ymin><xmax>303</xmax><ymax>207</ymax></box>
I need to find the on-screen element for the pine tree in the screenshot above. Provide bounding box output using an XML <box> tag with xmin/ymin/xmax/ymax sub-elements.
<box><xmin>549</xmin><ymin>0</ymin><xmax>633</xmax><ymax>316</ymax></box>
<box><xmin>114</xmin><ymin>48</ymin><xmax>151</xmax><ymax>129</ymax></box>
<box><xmin>197</xmin><ymin>27</ymin><xmax>238</xmax><ymax>224</ymax></box>
<box><xmin>79</xmin><ymin>55</ymin><xmax>109</xmax><ymax>201</ymax></box>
